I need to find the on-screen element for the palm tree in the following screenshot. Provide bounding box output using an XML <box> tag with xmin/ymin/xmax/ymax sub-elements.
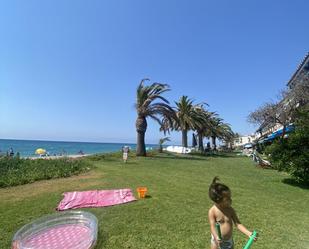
<box><xmin>174</xmin><ymin>96</ymin><xmax>202</xmax><ymax>147</ymax></box>
<box><xmin>207</xmin><ymin>116</ymin><xmax>224</xmax><ymax>151</ymax></box>
<box><xmin>222</xmin><ymin>126</ymin><xmax>235</xmax><ymax>150</ymax></box>
<box><xmin>217</xmin><ymin>123</ymin><xmax>234</xmax><ymax>149</ymax></box>
<box><xmin>192</xmin><ymin>105</ymin><xmax>213</xmax><ymax>152</ymax></box>
<box><xmin>135</xmin><ymin>79</ymin><xmax>175</xmax><ymax>156</ymax></box>
<box><xmin>158</xmin><ymin>137</ymin><xmax>170</xmax><ymax>153</ymax></box>
<box><xmin>208</xmin><ymin>117</ymin><xmax>234</xmax><ymax>151</ymax></box>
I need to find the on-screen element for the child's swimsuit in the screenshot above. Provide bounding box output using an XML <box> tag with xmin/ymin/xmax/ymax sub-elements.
<box><xmin>211</xmin><ymin>234</ymin><xmax>234</xmax><ymax>249</ymax></box>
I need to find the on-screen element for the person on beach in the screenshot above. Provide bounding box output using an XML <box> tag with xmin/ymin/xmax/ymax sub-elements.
<box><xmin>122</xmin><ymin>146</ymin><xmax>130</xmax><ymax>163</ymax></box>
<box><xmin>9</xmin><ymin>147</ymin><xmax>14</xmax><ymax>157</ymax></box>
<box><xmin>208</xmin><ymin>177</ymin><xmax>257</xmax><ymax>249</ymax></box>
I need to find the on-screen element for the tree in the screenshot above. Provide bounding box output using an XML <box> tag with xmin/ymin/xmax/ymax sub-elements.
<box><xmin>192</xmin><ymin>105</ymin><xmax>213</xmax><ymax>152</ymax></box>
<box><xmin>247</xmin><ymin>101</ymin><xmax>292</xmax><ymax>140</ymax></box>
<box><xmin>158</xmin><ymin>137</ymin><xmax>170</xmax><ymax>153</ymax></box>
<box><xmin>135</xmin><ymin>79</ymin><xmax>175</xmax><ymax>156</ymax></box>
<box><xmin>218</xmin><ymin>123</ymin><xmax>235</xmax><ymax>149</ymax></box>
<box><xmin>204</xmin><ymin>115</ymin><xmax>234</xmax><ymax>151</ymax></box>
<box><xmin>207</xmin><ymin>116</ymin><xmax>223</xmax><ymax>151</ymax></box>
<box><xmin>174</xmin><ymin>96</ymin><xmax>203</xmax><ymax>147</ymax></box>
<box><xmin>265</xmin><ymin>107</ymin><xmax>309</xmax><ymax>184</ymax></box>
<box><xmin>248</xmin><ymin>77</ymin><xmax>309</xmax><ymax>140</ymax></box>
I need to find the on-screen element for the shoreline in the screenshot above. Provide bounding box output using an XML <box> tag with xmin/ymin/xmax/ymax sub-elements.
<box><xmin>25</xmin><ymin>154</ymin><xmax>90</xmax><ymax>160</ymax></box>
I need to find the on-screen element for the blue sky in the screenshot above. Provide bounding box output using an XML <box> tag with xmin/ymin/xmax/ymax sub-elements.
<box><xmin>0</xmin><ymin>0</ymin><xmax>308</xmax><ymax>144</ymax></box>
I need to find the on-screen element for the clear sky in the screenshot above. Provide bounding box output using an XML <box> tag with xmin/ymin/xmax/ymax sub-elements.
<box><xmin>0</xmin><ymin>0</ymin><xmax>308</xmax><ymax>145</ymax></box>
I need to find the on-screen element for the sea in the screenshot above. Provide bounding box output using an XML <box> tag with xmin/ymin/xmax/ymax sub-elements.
<box><xmin>0</xmin><ymin>139</ymin><xmax>156</xmax><ymax>158</ymax></box>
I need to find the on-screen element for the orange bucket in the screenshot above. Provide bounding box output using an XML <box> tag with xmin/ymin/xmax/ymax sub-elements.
<box><xmin>136</xmin><ymin>187</ymin><xmax>147</xmax><ymax>198</ymax></box>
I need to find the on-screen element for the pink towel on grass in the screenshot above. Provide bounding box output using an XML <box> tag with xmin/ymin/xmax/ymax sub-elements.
<box><xmin>57</xmin><ymin>189</ymin><xmax>136</xmax><ymax>211</ymax></box>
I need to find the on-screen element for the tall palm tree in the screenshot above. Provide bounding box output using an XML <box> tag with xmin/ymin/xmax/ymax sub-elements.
<box><xmin>207</xmin><ymin>116</ymin><xmax>224</xmax><ymax>151</ymax></box>
<box><xmin>192</xmin><ymin>105</ymin><xmax>213</xmax><ymax>152</ymax></box>
<box><xmin>217</xmin><ymin>123</ymin><xmax>234</xmax><ymax>147</ymax></box>
<box><xmin>135</xmin><ymin>79</ymin><xmax>175</xmax><ymax>156</ymax></box>
<box><xmin>208</xmin><ymin>117</ymin><xmax>234</xmax><ymax>151</ymax></box>
<box><xmin>221</xmin><ymin>126</ymin><xmax>235</xmax><ymax>150</ymax></box>
<box><xmin>174</xmin><ymin>96</ymin><xmax>201</xmax><ymax>148</ymax></box>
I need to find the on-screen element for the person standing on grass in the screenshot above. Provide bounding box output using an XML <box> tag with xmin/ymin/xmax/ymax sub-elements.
<box><xmin>9</xmin><ymin>147</ymin><xmax>14</xmax><ymax>157</ymax></box>
<box><xmin>122</xmin><ymin>146</ymin><xmax>130</xmax><ymax>163</ymax></box>
<box><xmin>208</xmin><ymin>177</ymin><xmax>257</xmax><ymax>249</ymax></box>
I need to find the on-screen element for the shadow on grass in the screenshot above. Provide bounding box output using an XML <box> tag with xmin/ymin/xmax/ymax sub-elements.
<box><xmin>153</xmin><ymin>154</ymin><xmax>208</xmax><ymax>161</ymax></box>
<box><xmin>95</xmin><ymin>229</ymin><xmax>108</xmax><ymax>249</ymax></box>
<box><xmin>124</xmin><ymin>161</ymin><xmax>138</xmax><ymax>165</ymax></box>
<box><xmin>282</xmin><ymin>178</ymin><xmax>309</xmax><ymax>189</ymax></box>
<box><xmin>153</xmin><ymin>152</ymin><xmax>236</xmax><ymax>161</ymax></box>
<box><xmin>201</xmin><ymin>152</ymin><xmax>236</xmax><ymax>158</ymax></box>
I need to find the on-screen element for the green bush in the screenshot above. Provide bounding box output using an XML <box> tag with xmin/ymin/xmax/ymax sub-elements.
<box><xmin>265</xmin><ymin>108</ymin><xmax>309</xmax><ymax>184</ymax></box>
<box><xmin>0</xmin><ymin>157</ymin><xmax>92</xmax><ymax>188</ymax></box>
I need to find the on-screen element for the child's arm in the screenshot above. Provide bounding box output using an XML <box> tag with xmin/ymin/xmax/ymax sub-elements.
<box><xmin>231</xmin><ymin>208</ymin><xmax>257</xmax><ymax>240</ymax></box>
<box><xmin>208</xmin><ymin>208</ymin><xmax>221</xmax><ymax>244</ymax></box>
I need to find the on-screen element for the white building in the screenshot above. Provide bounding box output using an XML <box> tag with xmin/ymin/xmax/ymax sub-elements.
<box><xmin>255</xmin><ymin>53</ymin><xmax>308</xmax><ymax>142</ymax></box>
<box><xmin>233</xmin><ymin>135</ymin><xmax>256</xmax><ymax>147</ymax></box>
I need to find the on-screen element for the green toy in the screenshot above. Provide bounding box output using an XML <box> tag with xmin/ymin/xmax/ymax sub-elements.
<box><xmin>243</xmin><ymin>230</ymin><xmax>257</xmax><ymax>249</ymax></box>
<box><xmin>215</xmin><ymin>222</ymin><xmax>222</xmax><ymax>240</ymax></box>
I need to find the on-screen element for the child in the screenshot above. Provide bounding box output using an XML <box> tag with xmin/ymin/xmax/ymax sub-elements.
<box><xmin>208</xmin><ymin>177</ymin><xmax>257</xmax><ymax>249</ymax></box>
<box><xmin>122</xmin><ymin>146</ymin><xmax>130</xmax><ymax>163</ymax></box>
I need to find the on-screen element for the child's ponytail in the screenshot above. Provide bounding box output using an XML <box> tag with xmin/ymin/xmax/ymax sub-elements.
<box><xmin>212</xmin><ymin>176</ymin><xmax>220</xmax><ymax>185</ymax></box>
<box><xmin>208</xmin><ymin>176</ymin><xmax>230</xmax><ymax>203</ymax></box>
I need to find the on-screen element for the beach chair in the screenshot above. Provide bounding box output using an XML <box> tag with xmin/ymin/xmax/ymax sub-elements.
<box><xmin>254</xmin><ymin>152</ymin><xmax>271</xmax><ymax>169</ymax></box>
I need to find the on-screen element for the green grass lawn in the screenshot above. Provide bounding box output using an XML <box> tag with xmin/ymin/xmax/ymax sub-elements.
<box><xmin>0</xmin><ymin>152</ymin><xmax>308</xmax><ymax>248</ymax></box>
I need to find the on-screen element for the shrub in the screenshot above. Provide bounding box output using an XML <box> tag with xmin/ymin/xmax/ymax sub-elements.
<box><xmin>0</xmin><ymin>157</ymin><xmax>92</xmax><ymax>188</ymax></box>
<box><xmin>265</xmin><ymin>108</ymin><xmax>309</xmax><ymax>184</ymax></box>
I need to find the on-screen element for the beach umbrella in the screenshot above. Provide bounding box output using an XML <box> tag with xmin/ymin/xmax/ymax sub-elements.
<box><xmin>243</xmin><ymin>143</ymin><xmax>253</xmax><ymax>149</ymax></box>
<box><xmin>35</xmin><ymin>148</ymin><xmax>46</xmax><ymax>155</ymax></box>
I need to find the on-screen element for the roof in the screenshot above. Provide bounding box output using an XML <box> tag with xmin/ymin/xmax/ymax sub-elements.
<box><xmin>287</xmin><ymin>52</ymin><xmax>309</xmax><ymax>88</ymax></box>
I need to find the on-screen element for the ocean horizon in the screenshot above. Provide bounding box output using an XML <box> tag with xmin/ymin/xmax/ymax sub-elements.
<box><xmin>0</xmin><ymin>139</ymin><xmax>157</xmax><ymax>158</ymax></box>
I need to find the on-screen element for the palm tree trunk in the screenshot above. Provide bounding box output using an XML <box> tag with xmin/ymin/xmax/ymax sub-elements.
<box><xmin>137</xmin><ymin>132</ymin><xmax>146</xmax><ymax>156</ymax></box>
<box><xmin>228</xmin><ymin>142</ymin><xmax>232</xmax><ymax>150</ymax></box>
<box><xmin>182</xmin><ymin>129</ymin><xmax>188</xmax><ymax>147</ymax></box>
<box><xmin>136</xmin><ymin>117</ymin><xmax>147</xmax><ymax>156</ymax></box>
<box><xmin>198</xmin><ymin>133</ymin><xmax>204</xmax><ymax>151</ymax></box>
<box><xmin>211</xmin><ymin>136</ymin><xmax>217</xmax><ymax>151</ymax></box>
